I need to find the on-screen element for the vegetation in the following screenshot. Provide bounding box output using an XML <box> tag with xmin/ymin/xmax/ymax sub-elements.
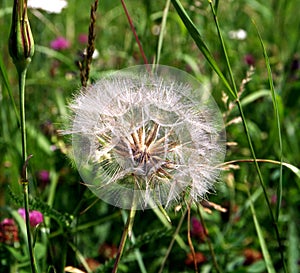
<box><xmin>0</xmin><ymin>0</ymin><xmax>299</xmax><ymax>272</ymax></box>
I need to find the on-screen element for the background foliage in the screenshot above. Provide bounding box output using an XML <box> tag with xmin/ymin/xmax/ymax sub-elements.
<box><xmin>0</xmin><ymin>0</ymin><xmax>299</xmax><ymax>272</ymax></box>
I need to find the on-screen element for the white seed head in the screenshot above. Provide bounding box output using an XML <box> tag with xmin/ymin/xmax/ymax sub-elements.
<box><xmin>66</xmin><ymin>65</ymin><xmax>226</xmax><ymax>210</ymax></box>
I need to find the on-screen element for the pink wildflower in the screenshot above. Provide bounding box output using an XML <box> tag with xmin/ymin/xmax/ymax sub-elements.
<box><xmin>78</xmin><ymin>34</ymin><xmax>88</xmax><ymax>44</ymax></box>
<box><xmin>50</xmin><ymin>36</ymin><xmax>70</xmax><ymax>50</ymax></box>
<box><xmin>191</xmin><ymin>217</ymin><xmax>206</xmax><ymax>241</ymax></box>
<box><xmin>18</xmin><ymin>208</ymin><xmax>44</xmax><ymax>227</ymax></box>
<box><xmin>29</xmin><ymin>211</ymin><xmax>44</xmax><ymax>227</ymax></box>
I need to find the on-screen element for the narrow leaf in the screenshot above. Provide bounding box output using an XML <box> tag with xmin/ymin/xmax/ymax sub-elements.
<box><xmin>171</xmin><ymin>0</ymin><xmax>235</xmax><ymax>99</ymax></box>
<box><xmin>247</xmin><ymin>188</ymin><xmax>276</xmax><ymax>273</ymax></box>
<box><xmin>255</xmin><ymin>22</ymin><xmax>283</xmax><ymax>222</ymax></box>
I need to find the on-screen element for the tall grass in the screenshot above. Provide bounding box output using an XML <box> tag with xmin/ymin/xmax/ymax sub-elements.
<box><xmin>0</xmin><ymin>0</ymin><xmax>299</xmax><ymax>272</ymax></box>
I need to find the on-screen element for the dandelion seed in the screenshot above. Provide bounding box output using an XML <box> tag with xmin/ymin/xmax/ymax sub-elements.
<box><xmin>66</xmin><ymin>65</ymin><xmax>226</xmax><ymax>210</ymax></box>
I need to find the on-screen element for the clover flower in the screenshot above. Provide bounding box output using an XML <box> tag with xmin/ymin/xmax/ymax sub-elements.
<box><xmin>0</xmin><ymin>218</ymin><xmax>19</xmax><ymax>244</ymax></box>
<box><xmin>66</xmin><ymin>65</ymin><xmax>225</xmax><ymax>210</ymax></box>
<box><xmin>18</xmin><ymin>208</ymin><xmax>44</xmax><ymax>227</ymax></box>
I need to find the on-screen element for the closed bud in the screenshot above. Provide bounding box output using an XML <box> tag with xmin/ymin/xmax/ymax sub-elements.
<box><xmin>9</xmin><ymin>0</ymin><xmax>34</xmax><ymax>72</ymax></box>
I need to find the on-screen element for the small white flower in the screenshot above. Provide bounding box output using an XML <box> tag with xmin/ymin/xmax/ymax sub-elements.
<box><xmin>28</xmin><ymin>0</ymin><xmax>68</xmax><ymax>14</ymax></box>
<box><xmin>66</xmin><ymin>65</ymin><xmax>226</xmax><ymax>210</ymax></box>
<box><xmin>228</xmin><ymin>29</ymin><xmax>247</xmax><ymax>40</ymax></box>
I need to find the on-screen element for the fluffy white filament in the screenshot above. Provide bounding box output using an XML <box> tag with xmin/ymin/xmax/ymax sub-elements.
<box><xmin>67</xmin><ymin>65</ymin><xmax>226</xmax><ymax>210</ymax></box>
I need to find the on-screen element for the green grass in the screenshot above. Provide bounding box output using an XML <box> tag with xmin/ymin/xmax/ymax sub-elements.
<box><xmin>0</xmin><ymin>0</ymin><xmax>299</xmax><ymax>272</ymax></box>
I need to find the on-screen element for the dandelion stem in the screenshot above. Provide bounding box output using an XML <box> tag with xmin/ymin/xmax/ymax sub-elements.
<box><xmin>19</xmin><ymin>68</ymin><xmax>37</xmax><ymax>273</ymax></box>
<box><xmin>112</xmin><ymin>179</ymin><xmax>137</xmax><ymax>273</ymax></box>
<box><xmin>158</xmin><ymin>207</ymin><xmax>187</xmax><ymax>273</ymax></box>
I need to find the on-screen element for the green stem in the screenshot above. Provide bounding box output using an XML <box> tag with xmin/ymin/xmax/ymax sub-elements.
<box><xmin>112</xmin><ymin>188</ymin><xmax>137</xmax><ymax>273</ymax></box>
<box><xmin>18</xmin><ymin>68</ymin><xmax>37</xmax><ymax>273</ymax></box>
<box><xmin>208</xmin><ymin>2</ymin><xmax>286</xmax><ymax>270</ymax></box>
<box><xmin>19</xmin><ymin>70</ymin><xmax>27</xmax><ymax>171</ymax></box>
<box><xmin>158</xmin><ymin>207</ymin><xmax>187</xmax><ymax>273</ymax></box>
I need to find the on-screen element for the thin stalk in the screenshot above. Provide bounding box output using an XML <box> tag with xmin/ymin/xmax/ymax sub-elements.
<box><xmin>197</xmin><ymin>205</ymin><xmax>222</xmax><ymax>273</ymax></box>
<box><xmin>208</xmin><ymin>0</ymin><xmax>237</xmax><ymax>95</ymax></box>
<box><xmin>112</xmin><ymin>191</ymin><xmax>137</xmax><ymax>273</ymax></box>
<box><xmin>155</xmin><ymin>0</ymin><xmax>170</xmax><ymax>65</ymax></box>
<box><xmin>120</xmin><ymin>0</ymin><xmax>149</xmax><ymax>65</ymax></box>
<box><xmin>19</xmin><ymin>68</ymin><xmax>37</xmax><ymax>273</ymax></box>
<box><xmin>187</xmin><ymin>202</ymin><xmax>198</xmax><ymax>273</ymax></box>
<box><xmin>158</xmin><ymin>208</ymin><xmax>187</xmax><ymax>273</ymax></box>
<box><xmin>236</xmin><ymin>101</ymin><xmax>286</xmax><ymax>270</ymax></box>
<box><xmin>19</xmin><ymin>70</ymin><xmax>27</xmax><ymax>172</ymax></box>
<box><xmin>208</xmin><ymin>2</ymin><xmax>286</xmax><ymax>270</ymax></box>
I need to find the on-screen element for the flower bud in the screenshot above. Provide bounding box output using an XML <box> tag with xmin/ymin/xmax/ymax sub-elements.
<box><xmin>9</xmin><ymin>0</ymin><xmax>34</xmax><ymax>72</ymax></box>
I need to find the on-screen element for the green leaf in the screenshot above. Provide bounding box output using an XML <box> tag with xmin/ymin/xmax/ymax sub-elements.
<box><xmin>254</xmin><ymin>22</ymin><xmax>283</xmax><ymax>222</ymax></box>
<box><xmin>0</xmin><ymin>54</ymin><xmax>20</xmax><ymax>125</ymax></box>
<box><xmin>247</xmin><ymin>188</ymin><xmax>276</xmax><ymax>273</ymax></box>
<box><xmin>170</xmin><ymin>0</ymin><xmax>235</xmax><ymax>99</ymax></box>
<box><xmin>35</xmin><ymin>45</ymin><xmax>75</xmax><ymax>68</ymax></box>
<box><xmin>288</xmin><ymin>209</ymin><xmax>299</xmax><ymax>273</ymax></box>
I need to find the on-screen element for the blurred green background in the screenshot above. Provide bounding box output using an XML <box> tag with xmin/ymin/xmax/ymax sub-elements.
<box><xmin>0</xmin><ymin>0</ymin><xmax>299</xmax><ymax>272</ymax></box>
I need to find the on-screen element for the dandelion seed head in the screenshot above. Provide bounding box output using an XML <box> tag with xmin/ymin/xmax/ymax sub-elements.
<box><xmin>67</xmin><ymin>65</ymin><xmax>226</xmax><ymax>209</ymax></box>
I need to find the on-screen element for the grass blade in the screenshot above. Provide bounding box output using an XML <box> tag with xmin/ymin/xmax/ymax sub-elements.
<box><xmin>170</xmin><ymin>0</ymin><xmax>235</xmax><ymax>99</ymax></box>
<box><xmin>287</xmin><ymin>208</ymin><xmax>299</xmax><ymax>273</ymax></box>
<box><xmin>254</xmin><ymin>22</ymin><xmax>283</xmax><ymax>222</ymax></box>
<box><xmin>155</xmin><ymin>0</ymin><xmax>170</xmax><ymax>65</ymax></box>
<box><xmin>247</xmin><ymin>186</ymin><xmax>276</xmax><ymax>273</ymax></box>
<box><xmin>0</xmin><ymin>55</ymin><xmax>20</xmax><ymax>125</ymax></box>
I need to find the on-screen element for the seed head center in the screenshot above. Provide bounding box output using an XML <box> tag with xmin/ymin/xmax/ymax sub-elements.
<box><xmin>130</xmin><ymin>122</ymin><xmax>159</xmax><ymax>166</ymax></box>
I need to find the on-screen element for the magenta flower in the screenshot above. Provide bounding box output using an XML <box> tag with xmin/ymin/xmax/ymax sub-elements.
<box><xmin>191</xmin><ymin>217</ymin><xmax>206</xmax><ymax>241</ymax></box>
<box><xmin>29</xmin><ymin>211</ymin><xmax>44</xmax><ymax>227</ymax></box>
<box><xmin>78</xmin><ymin>34</ymin><xmax>88</xmax><ymax>44</ymax></box>
<box><xmin>50</xmin><ymin>36</ymin><xmax>70</xmax><ymax>50</ymax></box>
<box><xmin>18</xmin><ymin>208</ymin><xmax>26</xmax><ymax>219</ymax></box>
<box><xmin>18</xmin><ymin>208</ymin><xmax>44</xmax><ymax>227</ymax></box>
<box><xmin>243</xmin><ymin>54</ymin><xmax>255</xmax><ymax>66</ymax></box>
<box><xmin>1</xmin><ymin>218</ymin><xmax>15</xmax><ymax>226</ymax></box>
<box><xmin>37</xmin><ymin>169</ymin><xmax>50</xmax><ymax>183</ymax></box>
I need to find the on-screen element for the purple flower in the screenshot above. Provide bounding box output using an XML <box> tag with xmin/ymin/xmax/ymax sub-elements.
<box><xmin>38</xmin><ymin>170</ymin><xmax>50</xmax><ymax>183</ymax></box>
<box><xmin>50</xmin><ymin>36</ymin><xmax>70</xmax><ymax>50</ymax></box>
<box><xmin>29</xmin><ymin>211</ymin><xmax>44</xmax><ymax>227</ymax></box>
<box><xmin>18</xmin><ymin>208</ymin><xmax>26</xmax><ymax>219</ymax></box>
<box><xmin>18</xmin><ymin>208</ymin><xmax>44</xmax><ymax>227</ymax></box>
<box><xmin>78</xmin><ymin>34</ymin><xmax>88</xmax><ymax>44</ymax></box>
<box><xmin>191</xmin><ymin>217</ymin><xmax>206</xmax><ymax>241</ymax></box>
<box><xmin>244</xmin><ymin>54</ymin><xmax>255</xmax><ymax>66</ymax></box>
